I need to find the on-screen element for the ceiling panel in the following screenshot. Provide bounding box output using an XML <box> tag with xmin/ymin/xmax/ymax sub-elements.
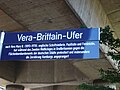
<box><xmin>0</xmin><ymin>0</ymin><xmax>57</xmax><ymax>14</ymax></box>
<box><xmin>0</xmin><ymin>0</ymin><xmax>81</xmax><ymax>31</ymax></box>
<box><xmin>99</xmin><ymin>0</ymin><xmax>120</xmax><ymax>14</ymax></box>
<box><xmin>100</xmin><ymin>0</ymin><xmax>120</xmax><ymax>37</ymax></box>
<box><xmin>0</xmin><ymin>10</ymin><xmax>25</xmax><ymax>31</ymax></box>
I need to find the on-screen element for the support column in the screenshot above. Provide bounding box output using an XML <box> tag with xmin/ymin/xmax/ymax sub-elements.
<box><xmin>6</xmin><ymin>84</ymin><xmax>24</xmax><ymax>90</ymax></box>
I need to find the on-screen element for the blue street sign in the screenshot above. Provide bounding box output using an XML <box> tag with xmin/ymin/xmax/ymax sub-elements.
<box><xmin>0</xmin><ymin>28</ymin><xmax>100</xmax><ymax>60</ymax></box>
<box><xmin>3</xmin><ymin>28</ymin><xmax>100</xmax><ymax>43</ymax></box>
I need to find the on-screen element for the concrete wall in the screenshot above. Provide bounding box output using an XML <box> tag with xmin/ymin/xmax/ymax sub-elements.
<box><xmin>15</xmin><ymin>61</ymin><xmax>54</xmax><ymax>83</ymax></box>
<box><xmin>32</xmin><ymin>86</ymin><xmax>53</xmax><ymax>90</ymax></box>
<box><xmin>65</xmin><ymin>0</ymin><xmax>119</xmax><ymax>70</ymax></box>
<box><xmin>65</xmin><ymin>0</ymin><xmax>111</xmax><ymax>28</ymax></box>
<box><xmin>0</xmin><ymin>61</ymin><xmax>16</xmax><ymax>82</ymax></box>
<box><xmin>65</xmin><ymin>0</ymin><xmax>113</xmax><ymax>80</ymax></box>
<box><xmin>56</xmin><ymin>85</ymin><xmax>78</xmax><ymax>90</ymax></box>
<box><xmin>54</xmin><ymin>61</ymin><xmax>76</xmax><ymax>82</ymax></box>
<box><xmin>32</xmin><ymin>85</ymin><xmax>78</xmax><ymax>90</ymax></box>
<box><xmin>15</xmin><ymin>61</ymin><xmax>89</xmax><ymax>83</ymax></box>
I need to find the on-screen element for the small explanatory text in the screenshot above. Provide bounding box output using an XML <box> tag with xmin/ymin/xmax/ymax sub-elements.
<box><xmin>5</xmin><ymin>42</ymin><xmax>95</xmax><ymax>59</ymax></box>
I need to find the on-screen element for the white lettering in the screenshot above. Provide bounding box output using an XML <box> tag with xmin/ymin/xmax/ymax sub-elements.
<box><xmin>67</xmin><ymin>31</ymin><xmax>83</xmax><ymax>39</ymax></box>
<box><xmin>37</xmin><ymin>32</ymin><xmax>63</xmax><ymax>41</ymax></box>
<box><xmin>17</xmin><ymin>34</ymin><xmax>33</xmax><ymax>41</ymax></box>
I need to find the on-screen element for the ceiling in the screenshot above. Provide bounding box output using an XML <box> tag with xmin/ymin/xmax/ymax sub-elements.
<box><xmin>0</xmin><ymin>0</ymin><xmax>118</xmax><ymax>89</ymax></box>
<box><xmin>0</xmin><ymin>0</ymin><xmax>119</xmax><ymax>36</ymax></box>
<box><xmin>0</xmin><ymin>0</ymin><xmax>86</xmax><ymax>89</ymax></box>
<box><xmin>100</xmin><ymin>0</ymin><xmax>120</xmax><ymax>38</ymax></box>
<box><xmin>0</xmin><ymin>0</ymin><xmax>81</xmax><ymax>32</ymax></box>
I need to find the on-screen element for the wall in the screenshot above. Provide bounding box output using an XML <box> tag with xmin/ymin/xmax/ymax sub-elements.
<box><xmin>65</xmin><ymin>0</ymin><xmax>111</xmax><ymax>28</ymax></box>
<box><xmin>32</xmin><ymin>85</ymin><xmax>78</xmax><ymax>90</ymax></box>
<box><xmin>0</xmin><ymin>61</ymin><xmax>16</xmax><ymax>82</ymax></box>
